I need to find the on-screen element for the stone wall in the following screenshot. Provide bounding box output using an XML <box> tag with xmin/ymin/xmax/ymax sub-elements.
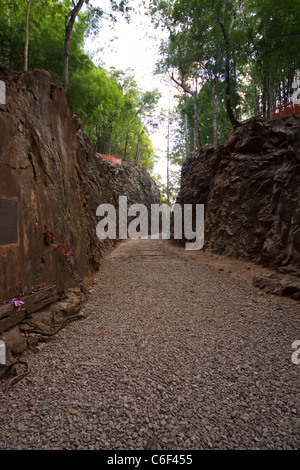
<box><xmin>176</xmin><ymin>115</ymin><xmax>300</xmax><ymax>272</ymax></box>
<box><xmin>0</xmin><ymin>66</ymin><xmax>160</xmax><ymax>304</ymax></box>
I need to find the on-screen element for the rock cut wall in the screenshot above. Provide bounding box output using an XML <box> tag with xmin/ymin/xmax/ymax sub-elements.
<box><xmin>0</xmin><ymin>66</ymin><xmax>160</xmax><ymax>303</ymax></box>
<box><xmin>176</xmin><ymin>116</ymin><xmax>300</xmax><ymax>271</ymax></box>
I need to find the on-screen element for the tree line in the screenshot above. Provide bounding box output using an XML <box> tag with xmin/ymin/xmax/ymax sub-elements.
<box><xmin>0</xmin><ymin>0</ymin><xmax>161</xmax><ymax>172</ymax></box>
<box><xmin>144</xmin><ymin>0</ymin><xmax>300</xmax><ymax>204</ymax></box>
<box><xmin>147</xmin><ymin>0</ymin><xmax>300</xmax><ymax>154</ymax></box>
<box><xmin>1</xmin><ymin>0</ymin><xmax>299</xmax><ymax>201</ymax></box>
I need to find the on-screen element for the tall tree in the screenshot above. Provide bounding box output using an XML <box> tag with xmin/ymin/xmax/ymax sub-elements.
<box><xmin>170</xmin><ymin>72</ymin><xmax>201</xmax><ymax>149</ymax></box>
<box><xmin>24</xmin><ymin>0</ymin><xmax>32</xmax><ymax>71</ymax></box>
<box><xmin>63</xmin><ymin>0</ymin><xmax>85</xmax><ymax>91</ymax></box>
<box><xmin>242</xmin><ymin>0</ymin><xmax>300</xmax><ymax>116</ymax></box>
<box><xmin>63</xmin><ymin>0</ymin><xmax>131</xmax><ymax>91</ymax></box>
<box><xmin>0</xmin><ymin>0</ymin><xmax>93</xmax><ymax>84</ymax></box>
<box><xmin>219</xmin><ymin>1</ymin><xmax>241</xmax><ymax>127</ymax></box>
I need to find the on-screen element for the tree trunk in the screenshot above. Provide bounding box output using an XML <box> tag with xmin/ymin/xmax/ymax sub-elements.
<box><xmin>262</xmin><ymin>69</ymin><xmax>272</xmax><ymax>119</ymax></box>
<box><xmin>184</xmin><ymin>113</ymin><xmax>189</xmax><ymax>157</ymax></box>
<box><xmin>63</xmin><ymin>0</ymin><xmax>85</xmax><ymax>92</ymax></box>
<box><xmin>212</xmin><ymin>79</ymin><xmax>218</xmax><ymax>149</ymax></box>
<box><xmin>184</xmin><ymin>93</ymin><xmax>189</xmax><ymax>158</ymax></box>
<box><xmin>135</xmin><ymin>127</ymin><xmax>145</xmax><ymax>163</ymax></box>
<box><xmin>262</xmin><ymin>72</ymin><xmax>267</xmax><ymax>115</ymax></box>
<box><xmin>266</xmin><ymin>70</ymin><xmax>272</xmax><ymax>120</ymax></box>
<box><xmin>24</xmin><ymin>0</ymin><xmax>32</xmax><ymax>72</ymax></box>
<box><xmin>167</xmin><ymin>114</ymin><xmax>170</xmax><ymax>206</ymax></box>
<box><xmin>63</xmin><ymin>26</ymin><xmax>72</xmax><ymax>91</ymax></box>
<box><xmin>170</xmin><ymin>73</ymin><xmax>201</xmax><ymax>149</ymax></box>
<box><xmin>220</xmin><ymin>5</ymin><xmax>241</xmax><ymax>128</ymax></box>
<box><xmin>192</xmin><ymin>91</ymin><xmax>201</xmax><ymax>150</ymax></box>
<box><xmin>96</xmin><ymin>125</ymin><xmax>101</xmax><ymax>153</ymax></box>
<box><xmin>123</xmin><ymin>129</ymin><xmax>130</xmax><ymax>160</ymax></box>
<box><xmin>252</xmin><ymin>74</ymin><xmax>259</xmax><ymax>116</ymax></box>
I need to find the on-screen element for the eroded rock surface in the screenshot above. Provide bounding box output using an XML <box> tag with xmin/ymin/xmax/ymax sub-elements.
<box><xmin>177</xmin><ymin>116</ymin><xmax>300</xmax><ymax>272</ymax></box>
<box><xmin>0</xmin><ymin>66</ymin><xmax>160</xmax><ymax>303</ymax></box>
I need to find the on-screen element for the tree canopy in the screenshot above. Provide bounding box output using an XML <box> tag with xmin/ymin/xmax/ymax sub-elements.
<box><xmin>148</xmin><ymin>0</ymin><xmax>300</xmax><ymax>147</ymax></box>
<box><xmin>1</xmin><ymin>0</ymin><xmax>299</xmax><ymax>199</ymax></box>
<box><xmin>0</xmin><ymin>0</ymin><xmax>159</xmax><ymax>172</ymax></box>
<box><xmin>145</xmin><ymin>0</ymin><xmax>300</xmax><ymax>202</ymax></box>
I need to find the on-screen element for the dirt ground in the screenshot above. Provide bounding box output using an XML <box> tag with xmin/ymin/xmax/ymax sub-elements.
<box><xmin>0</xmin><ymin>238</ymin><xmax>299</xmax><ymax>450</ymax></box>
<box><xmin>154</xmin><ymin>239</ymin><xmax>271</xmax><ymax>287</ymax></box>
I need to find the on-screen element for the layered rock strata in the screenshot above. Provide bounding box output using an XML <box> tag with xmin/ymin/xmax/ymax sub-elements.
<box><xmin>0</xmin><ymin>66</ymin><xmax>160</xmax><ymax>304</ymax></box>
<box><xmin>176</xmin><ymin>115</ymin><xmax>300</xmax><ymax>298</ymax></box>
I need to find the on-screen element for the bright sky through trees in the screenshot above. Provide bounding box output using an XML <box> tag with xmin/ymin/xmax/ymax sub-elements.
<box><xmin>84</xmin><ymin>0</ymin><xmax>175</xmax><ymax>179</ymax></box>
<box><xmin>2</xmin><ymin>0</ymin><xmax>297</xmax><ymax>199</ymax></box>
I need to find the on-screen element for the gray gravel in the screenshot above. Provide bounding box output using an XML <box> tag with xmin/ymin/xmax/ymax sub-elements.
<box><xmin>0</xmin><ymin>238</ymin><xmax>299</xmax><ymax>450</ymax></box>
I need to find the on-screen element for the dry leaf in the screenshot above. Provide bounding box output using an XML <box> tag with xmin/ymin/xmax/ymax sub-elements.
<box><xmin>200</xmin><ymin>418</ymin><xmax>208</xmax><ymax>426</ymax></box>
<box><xmin>68</xmin><ymin>408</ymin><xmax>79</xmax><ymax>415</ymax></box>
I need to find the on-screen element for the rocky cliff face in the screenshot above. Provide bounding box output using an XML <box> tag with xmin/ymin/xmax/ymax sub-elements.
<box><xmin>0</xmin><ymin>66</ymin><xmax>160</xmax><ymax>303</ymax></box>
<box><xmin>176</xmin><ymin>115</ymin><xmax>300</xmax><ymax>275</ymax></box>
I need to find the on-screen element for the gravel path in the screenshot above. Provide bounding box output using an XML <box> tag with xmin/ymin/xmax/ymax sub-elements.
<box><xmin>0</xmin><ymin>238</ymin><xmax>299</xmax><ymax>450</ymax></box>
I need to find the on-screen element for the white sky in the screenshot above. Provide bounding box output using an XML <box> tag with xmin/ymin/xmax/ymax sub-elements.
<box><xmin>84</xmin><ymin>0</ymin><xmax>178</xmax><ymax>180</ymax></box>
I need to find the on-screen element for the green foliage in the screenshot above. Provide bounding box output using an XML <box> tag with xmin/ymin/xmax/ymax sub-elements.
<box><xmin>67</xmin><ymin>66</ymin><xmax>123</xmax><ymax>152</ymax></box>
<box><xmin>149</xmin><ymin>0</ymin><xmax>300</xmax><ymax>143</ymax></box>
<box><xmin>67</xmin><ymin>66</ymin><xmax>160</xmax><ymax>171</ymax></box>
<box><xmin>0</xmin><ymin>0</ymin><xmax>93</xmax><ymax>85</ymax></box>
<box><xmin>2</xmin><ymin>0</ymin><xmax>298</xmax><ymax>191</ymax></box>
<box><xmin>243</xmin><ymin>0</ymin><xmax>300</xmax><ymax>111</ymax></box>
<box><xmin>0</xmin><ymin>0</ymin><xmax>158</xmax><ymax>172</ymax></box>
<box><xmin>152</xmin><ymin>170</ymin><xmax>180</xmax><ymax>206</ymax></box>
<box><xmin>148</xmin><ymin>0</ymin><xmax>300</xmax><ymax>200</ymax></box>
